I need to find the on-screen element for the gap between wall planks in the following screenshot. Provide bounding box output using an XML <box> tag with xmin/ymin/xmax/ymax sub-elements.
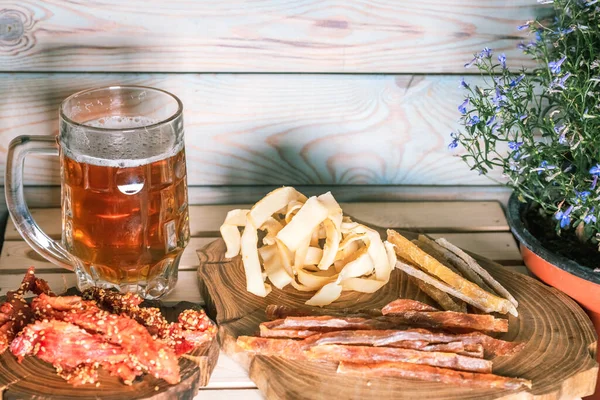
<box><xmin>2</xmin><ymin>73</ymin><xmax>509</xmax><ymax>187</ymax></box>
<box><xmin>0</xmin><ymin>1</ymin><xmax>542</xmax><ymax>73</ymax></box>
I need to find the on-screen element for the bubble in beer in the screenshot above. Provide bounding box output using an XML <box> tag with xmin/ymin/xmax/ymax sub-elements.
<box><xmin>116</xmin><ymin>167</ymin><xmax>146</xmax><ymax>195</ymax></box>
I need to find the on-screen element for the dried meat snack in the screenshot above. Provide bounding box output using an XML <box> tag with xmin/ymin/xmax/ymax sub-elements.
<box><xmin>337</xmin><ymin>361</ymin><xmax>532</xmax><ymax>390</ymax></box>
<box><xmin>308</xmin><ymin>344</ymin><xmax>492</xmax><ymax>373</ymax></box>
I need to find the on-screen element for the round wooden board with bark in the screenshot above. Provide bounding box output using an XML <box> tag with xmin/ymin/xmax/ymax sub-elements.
<box><xmin>197</xmin><ymin>236</ymin><xmax>598</xmax><ymax>400</ymax></box>
<box><xmin>0</xmin><ymin>294</ymin><xmax>219</xmax><ymax>400</ymax></box>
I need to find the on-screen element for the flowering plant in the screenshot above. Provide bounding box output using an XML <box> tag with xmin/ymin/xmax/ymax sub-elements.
<box><xmin>452</xmin><ymin>0</ymin><xmax>600</xmax><ymax>246</ymax></box>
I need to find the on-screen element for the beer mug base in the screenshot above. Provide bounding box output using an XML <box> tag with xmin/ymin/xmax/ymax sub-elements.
<box><xmin>73</xmin><ymin>254</ymin><xmax>181</xmax><ymax>300</ymax></box>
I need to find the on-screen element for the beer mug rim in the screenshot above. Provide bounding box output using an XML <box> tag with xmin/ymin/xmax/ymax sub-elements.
<box><xmin>59</xmin><ymin>85</ymin><xmax>184</xmax><ymax>132</ymax></box>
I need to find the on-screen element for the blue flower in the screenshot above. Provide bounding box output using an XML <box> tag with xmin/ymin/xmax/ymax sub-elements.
<box><xmin>508</xmin><ymin>141</ymin><xmax>523</xmax><ymax>151</ymax></box>
<box><xmin>498</xmin><ymin>53</ymin><xmax>507</xmax><ymax>69</ymax></box>
<box><xmin>558</xmin><ymin>134</ymin><xmax>567</xmax><ymax>144</ymax></box>
<box><xmin>448</xmin><ymin>132</ymin><xmax>459</xmax><ymax>150</ymax></box>
<box><xmin>554</xmin><ymin>205</ymin><xmax>573</xmax><ymax>228</ymax></box>
<box><xmin>575</xmin><ymin>190</ymin><xmax>591</xmax><ymax>202</ymax></box>
<box><xmin>556</xmin><ymin>26</ymin><xmax>575</xmax><ymax>35</ymax></box>
<box><xmin>550</xmin><ymin>72</ymin><xmax>572</xmax><ymax>90</ymax></box>
<box><xmin>493</xmin><ymin>87</ymin><xmax>507</xmax><ymax>107</ymax></box>
<box><xmin>517</xmin><ymin>22</ymin><xmax>531</xmax><ymax>31</ymax></box>
<box><xmin>464</xmin><ymin>58</ymin><xmax>477</xmax><ymax>68</ymax></box>
<box><xmin>459</xmin><ymin>78</ymin><xmax>469</xmax><ymax>89</ymax></box>
<box><xmin>466</xmin><ymin>116</ymin><xmax>480</xmax><ymax>126</ymax></box>
<box><xmin>509</xmin><ymin>75</ymin><xmax>525</xmax><ymax>87</ymax></box>
<box><xmin>535</xmin><ymin>30</ymin><xmax>543</xmax><ymax>42</ymax></box>
<box><xmin>518</xmin><ymin>113</ymin><xmax>528</xmax><ymax>121</ymax></box>
<box><xmin>486</xmin><ymin>115</ymin><xmax>496</xmax><ymax>126</ymax></box>
<box><xmin>538</xmin><ymin>160</ymin><xmax>557</xmax><ymax>174</ymax></box>
<box><xmin>517</xmin><ymin>42</ymin><xmax>527</xmax><ymax>50</ymax></box>
<box><xmin>584</xmin><ymin>208</ymin><xmax>597</xmax><ymax>224</ymax></box>
<box><xmin>480</xmin><ymin>47</ymin><xmax>493</xmax><ymax>58</ymax></box>
<box><xmin>592</xmin><ymin>175</ymin><xmax>598</xmax><ymax>190</ymax></box>
<box><xmin>554</xmin><ymin>124</ymin><xmax>568</xmax><ymax>144</ymax></box>
<box><xmin>458</xmin><ymin>98</ymin><xmax>469</xmax><ymax>114</ymax></box>
<box><xmin>590</xmin><ymin>164</ymin><xmax>600</xmax><ymax>175</ymax></box>
<box><xmin>548</xmin><ymin>56</ymin><xmax>567</xmax><ymax>74</ymax></box>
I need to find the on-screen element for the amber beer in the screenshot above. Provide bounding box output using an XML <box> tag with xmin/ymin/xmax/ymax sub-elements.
<box><xmin>61</xmin><ymin>147</ymin><xmax>190</xmax><ymax>293</ymax></box>
<box><xmin>6</xmin><ymin>86</ymin><xmax>188</xmax><ymax>299</ymax></box>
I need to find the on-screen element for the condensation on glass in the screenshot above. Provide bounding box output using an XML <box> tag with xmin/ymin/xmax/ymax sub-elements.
<box><xmin>5</xmin><ymin>86</ymin><xmax>190</xmax><ymax>299</ymax></box>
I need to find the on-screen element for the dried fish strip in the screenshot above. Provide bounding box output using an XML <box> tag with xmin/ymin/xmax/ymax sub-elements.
<box><xmin>435</xmin><ymin>237</ymin><xmax>519</xmax><ymax>309</ymax></box>
<box><xmin>395</xmin><ymin>258</ymin><xmax>512</xmax><ymax>317</ymax></box>
<box><xmin>417</xmin><ymin>235</ymin><xmax>496</xmax><ymax>294</ymax></box>
<box><xmin>409</xmin><ymin>276</ymin><xmax>467</xmax><ymax>313</ymax></box>
<box><xmin>387</xmin><ymin>230</ymin><xmax>517</xmax><ymax>316</ymax></box>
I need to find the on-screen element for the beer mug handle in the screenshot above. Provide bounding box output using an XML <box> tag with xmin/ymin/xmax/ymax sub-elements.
<box><xmin>5</xmin><ymin>135</ymin><xmax>75</xmax><ymax>271</ymax></box>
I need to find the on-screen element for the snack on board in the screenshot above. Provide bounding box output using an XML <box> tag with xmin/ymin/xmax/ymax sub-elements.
<box><xmin>236</xmin><ymin>301</ymin><xmax>530</xmax><ymax>390</ymax></box>
<box><xmin>220</xmin><ymin>187</ymin><xmax>397</xmax><ymax>306</ymax></box>
<box><xmin>0</xmin><ymin>268</ymin><xmax>216</xmax><ymax>386</ymax></box>
<box><xmin>221</xmin><ymin>187</ymin><xmax>520</xmax><ymax>316</ymax></box>
<box><xmin>387</xmin><ymin>229</ymin><xmax>518</xmax><ymax>316</ymax></box>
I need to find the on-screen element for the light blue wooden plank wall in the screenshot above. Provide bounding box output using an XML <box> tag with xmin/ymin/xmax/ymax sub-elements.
<box><xmin>0</xmin><ymin>0</ymin><xmax>545</xmax><ymax>203</ymax></box>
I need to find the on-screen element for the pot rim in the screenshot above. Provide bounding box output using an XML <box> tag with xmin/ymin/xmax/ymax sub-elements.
<box><xmin>506</xmin><ymin>192</ymin><xmax>600</xmax><ymax>285</ymax></box>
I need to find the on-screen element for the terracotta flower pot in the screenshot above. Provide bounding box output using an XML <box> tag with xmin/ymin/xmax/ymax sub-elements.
<box><xmin>506</xmin><ymin>193</ymin><xmax>600</xmax><ymax>399</ymax></box>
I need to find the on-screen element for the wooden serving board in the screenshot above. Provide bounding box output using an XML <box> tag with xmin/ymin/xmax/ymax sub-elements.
<box><xmin>197</xmin><ymin>237</ymin><xmax>599</xmax><ymax>400</ymax></box>
<box><xmin>0</xmin><ymin>295</ymin><xmax>219</xmax><ymax>400</ymax></box>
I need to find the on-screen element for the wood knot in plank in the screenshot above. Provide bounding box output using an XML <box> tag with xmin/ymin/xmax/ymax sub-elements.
<box><xmin>0</xmin><ymin>7</ymin><xmax>36</xmax><ymax>55</ymax></box>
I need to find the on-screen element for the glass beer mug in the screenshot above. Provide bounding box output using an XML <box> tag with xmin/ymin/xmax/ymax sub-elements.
<box><xmin>5</xmin><ymin>86</ymin><xmax>190</xmax><ymax>299</ymax></box>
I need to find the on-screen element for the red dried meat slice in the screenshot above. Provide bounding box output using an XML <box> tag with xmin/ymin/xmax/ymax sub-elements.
<box><xmin>82</xmin><ymin>288</ymin><xmax>217</xmax><ymax>356</ymax></box>
<box><xmin>420</xmin><ymin>341</ymin><xmax>464</xmax><ymax>353</ymax></box>
<box><xmin>10</xmin><ymin>319</ymin><xmax>142</xmax><ymax>385</ymax></box>
<box><xmin>82</xmin><ymin>287</ymin><xmax>170</xmax><ymax>338</ymax></box>
<box><xmin>0</xmin><ymin>267</ymin><xmax>52</xmax><ymax>354</ymax></box>
<box><xmin>382</xmin><ymin>299</ymin><xmax>439</xmax><ymax>313</ymax></box>
<box><xmin>260</xmin><ymin>326</ymin><xmax>318</xmax><ymax>339</ymax></box>
<box><xmin>265</xmin><ymin>305</ymin><xmax>381</xmax><ymax>320</ymax></box>
<box><xmin>237</xmin><ymin>336</ymin><xmax>307</xmax><ymax>360</ymax></box>
<box><xmin>337</xmin><ymin>361</ymin><xmax>532</xmax><ymax>390</ymax></box>
<box><xmin>461</xmin><ymin>344</ymin><xmax>485</xmax><ymax>358</ymax></box>
<box><xmin>302</xmin><ymin>329</ymin><xmax>521</xmax><ymax>358</ymax></box>
<box><xmin>382</xmin><ymin>310</ymin><xmax>508</xmax><ymax>333</ymax></box>
<box><xmin>32</xmin><ymin>293</ymin><xmax>180</xmax><ymax>384</ymax></box>
<box><xmin>264</xmin><ymin>316</ymin><xmax>398</xmax><ymax>332</ymax></box>
<box><xmin>307</xmin><ymin>345</ymin><xmax>492</xmax><ymax>373</ymax></box>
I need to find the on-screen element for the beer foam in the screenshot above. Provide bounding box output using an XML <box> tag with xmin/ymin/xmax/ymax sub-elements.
<box><xmin>61</xmin><ymin>116</ymin><xmax>184</xmax><ymax>168</ymax></box>
<box><xmin>85</xmin><ymin>116</ymin><xmax>158</xmax><ymax>129</ymax></box>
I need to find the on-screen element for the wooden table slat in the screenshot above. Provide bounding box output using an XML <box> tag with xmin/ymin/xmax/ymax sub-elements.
<box><xmin>194</xmin><ymin>389</ymin><xmax>263</xmax><ymax>400</ymax></box>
